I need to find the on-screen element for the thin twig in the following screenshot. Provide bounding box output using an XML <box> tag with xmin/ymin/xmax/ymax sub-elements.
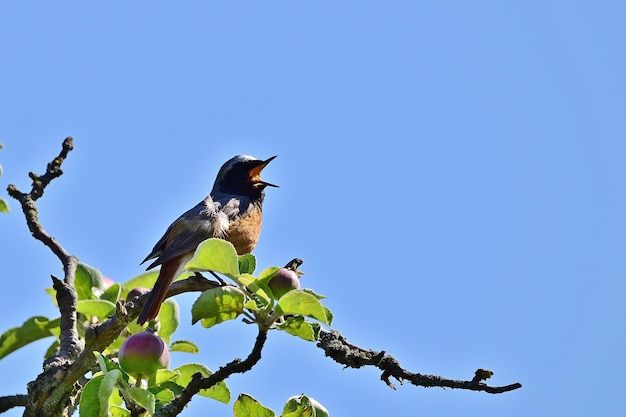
<box><xmin>317</xmin><ymin>329</ymin><xmax>522</xmax><ymax>394</ymax></box>
<box><xmin>7</xmin><ymin>137</ymin><xmax>74</xmax><ymax>261</ymax></box>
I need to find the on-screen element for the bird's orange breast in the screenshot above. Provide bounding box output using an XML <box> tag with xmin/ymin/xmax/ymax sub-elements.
<box><xmin>225</xmin><ymin>206</ymin><xmax>263</xmax><ymax>255</ymax></box>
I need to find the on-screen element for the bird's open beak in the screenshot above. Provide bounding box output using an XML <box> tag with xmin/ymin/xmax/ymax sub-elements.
<box><xmin>249</xmin><ymin>155</ymin><xmax>279</xmax><ymax>188</ymax></box>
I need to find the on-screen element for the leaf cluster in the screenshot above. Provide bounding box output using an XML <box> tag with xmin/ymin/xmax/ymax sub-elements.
<box><xmin>0</xmin><ymin>238</ymin><xmax>333</xmax><ymax>416</ymax></box>
<box><xmin>0</xmin><ymin>263</ymin><xmax>188</xmax><ymax>360</ymax></box>
<box><xmin>81</xmin><ymin>356</ymin><xmax>229</xmax><ymax>417</ymax></box>
<box><xmin>188</xmin><ymin>239</ymin><xmax>332</xmax><ymax>339</ymax></box>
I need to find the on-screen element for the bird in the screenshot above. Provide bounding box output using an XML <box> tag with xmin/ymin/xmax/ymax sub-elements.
<box><xmin>136</xmin><ymin>154</ymin><xmax>277</xmax><ymax>325</ymax></box>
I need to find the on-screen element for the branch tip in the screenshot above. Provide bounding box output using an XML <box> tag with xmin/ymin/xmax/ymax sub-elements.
<box><xmin>317</xmin><ymin>329</ymin><xmax>521</xmax><ymax>394</ymax></box>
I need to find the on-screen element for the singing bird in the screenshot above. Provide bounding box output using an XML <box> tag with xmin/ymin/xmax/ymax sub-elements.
<box><xmin>136</xmin><ymin>155</ymin><xmax>277</xmax><ymax>325</ymax></box>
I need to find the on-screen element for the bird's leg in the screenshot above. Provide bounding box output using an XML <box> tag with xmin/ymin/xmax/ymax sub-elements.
<box><xmin>190</xmin><ymin>271</ymin><xmax>210</xmax><ymax>283</ymax></box>
<box><xmin>191</xmin><ymin>271</ymin><xmax>227</xmax><ymax>286</ymax></box>
<box><xmin>208</xmin><ymin>271</ymin><xmax>228</xmax><ymax>286</ymax></box>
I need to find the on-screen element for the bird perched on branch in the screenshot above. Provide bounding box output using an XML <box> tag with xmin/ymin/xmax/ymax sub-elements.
<box><xmin>137</xmin><ymin>155</ymin><xmax>277</xmax><ymax>325</ymax></box>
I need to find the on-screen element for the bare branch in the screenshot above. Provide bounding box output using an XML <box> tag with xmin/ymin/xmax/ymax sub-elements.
<box><xmin>6</xmin><ymin>138</ymin><xmax>86</xmax><ymax>416</ymax></box>
<box><xmin>317</xmin><ymin>329</ymin><xmax>522</xmax><ymax>394</ymax></box>
<box><xmin>7</xmin><ymin>137</ymin><xmax>74</xmax><ymax>261</ymax></box>
<box><xmin>6</xmin><ymin>138</ymin><xmax>83</xmax><ymax>360</ymax></box>
<box><xmin>0</xmin><ymin>394</ymin><xmax>28</xmax><ymax>413</ymax></box>
<box><xmin>51</xmin><ymin>271</ymin><xmax>82</xmax><ymax>358</ymax></box>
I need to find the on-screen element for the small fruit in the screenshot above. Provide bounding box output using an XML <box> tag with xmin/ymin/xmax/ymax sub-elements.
<box><xmin>268</xmin><ymin>267</ymin><xmax>301</xmax><ymax>299</ymax></box>
<box><xmin>118</xmin><ymin>331</ymin><xmax>170</xmax><ymax>379</ymax></box>
<box><xmin>126</xmin><ymin>287</ymin><xmax>149</xmax><ymax>302</ymax></box>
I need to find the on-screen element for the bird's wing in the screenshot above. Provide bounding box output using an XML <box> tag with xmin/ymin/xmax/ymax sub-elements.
<box><xmin>141</xmin><ymin>197</ymin><xmax>231</xmax><ymax>270</ymax></box>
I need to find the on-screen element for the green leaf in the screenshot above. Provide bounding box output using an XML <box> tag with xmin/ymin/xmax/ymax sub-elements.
<box><xmin>276</xmin><ymin>291</ymin><xmax>332</xmax><ymax>326</ymax></box>
<box><xmin>157</xmin><ymin>299</ymin><xmax>179</xmax><ymax>343</ymax></box>
<box><xmin>191</xmin><ymin>287</ymin><xmax>245</xmax><ymax>328</ymax></box>
<box><xmin>109</xmin><ymin>387</ymin><xmax>124</xmax><ymax>407</ymax></box>
<box><xmin>277</xmin><ymin>316</ymin><xmax>321</xmax><ymax>342</ymax></box>
<box><xmin>257</xmin><ymin>267</ymin><xmax>280</xmax><ymax>286</ymax></box>
<box><xmin>97</xmin><ymin>353</ymin><xmax>130</xmax><ymax>383</ymax></box>
<box><xmin>101</xmin><ymin>283</ymin><xmax>122</xmax><ymax>303</ymax></box>
<box><xmin>153</xmin><ymin>387</ymin><xmax>175</xmax><ymax>406</ymax></box>
<box><xmin>158</xmin><ymin>380</ymin><xmax>184</xmax><ymax>397</ymax></box>
<box><xmin>238</xmin><ymin>254</ymin><xmax>257</xmax><ymax>274</ymax></box>
<box><xmin>169</xmin><ymin>340</ymin><xmax>200</xmax><ymax>353</ymax></box>
<box><xmin>75</xmin><ymin>262</ymin><xmax>105</xmax><ymax>300</ymax></box>
<box><xmin>99</xmin><ymin>370</ymin><xmax>122</xmax><ymax>417</ymax></box>
<box><xmin>173</xmin><ymin>363</ymin><xmax>231</xmax><ymax>403</ymax></box>
<box><xmin>301</xmin><ymin>289</ymin><xmax>326</xmax><ymax>300</ymax></box>
<box><xmin>322</xmin><ymin>307</ymin><xmax>333</xmax><ymax>327</ymax></box>
<box><xmin>123</xmin><ymin>319</ymin><xmax>146</xmax><ymax>338</ymax></box>
<box><xmin>122</xmin><ymin>271</ymin><xmax>193</xmax><ymax>298</ymax></box>
<box><xmin>127</xmin><ymin>387</ymin><xmax>155</xmax><ymax>416</ymax></box>
<box><xmin>244</xmin><ymin>299</ymin><xmax>260</xmax><ymax>311</ymax></box>
<box><xmin>76</xmin><ymin>300</ymin><xmax>116</xmax><ymax>318</ymax></box>
<box><xmin>109</xmin><ymin>405</ymin><xmax>131</xmax><ymax>417</ymax></box>
<box><xmin>0</xmin><ymin>316</ymin><xmax>59</xmax><ymax>359</ymax></box>
<box><xmin>149</xmin><ymin>369</ymin><xmax>178</xmax><ymax>386</ymax></box>
<box><xmin>233</xmin><ymin>393</ymin><xmax>276</xmax><ymax>417</ymax></box>
<box><xmin>236</xmin><ymin>273</ymin><xmax>271</xmax><ymax>305</ymax></box>
<box><xmin>96</xmin><ymin>353</ymin><xmax>109</xmax><ymax>376</ymax></box>
<box><xmin>0</xmin><ymin>198</ymin><xmax>9</xmax><ymax>213</ymax></box>
<box><xmin>123</xmin><ymin>270</ymin><xmax>160</xmax><ymax>290</ymax></box>
<box><xmin>80</xmin><ymin>375</ymin><xmax>104</xmax><ymax>417</ymax></box>
<box><xmin>283</xmin><ymin>395</ymin><xmax>329</xmax><ymax>417</ymax></box>
<box><xmin>185</xmin><ymin>238</ymin><xmax>239</xmax><ymax>278</ymax></box>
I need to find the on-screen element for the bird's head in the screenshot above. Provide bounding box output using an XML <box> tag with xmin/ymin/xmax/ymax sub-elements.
<box><xmin>211</xmin><ymin>155</ymin><xmax>278</xmax><ymax>199</ymax></box>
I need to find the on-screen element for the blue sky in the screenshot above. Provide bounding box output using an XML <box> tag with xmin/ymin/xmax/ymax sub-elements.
<box><xmin>1</xmin><ymin>2</ymin><xmax>625</xmax><ymax>416</ymax></box>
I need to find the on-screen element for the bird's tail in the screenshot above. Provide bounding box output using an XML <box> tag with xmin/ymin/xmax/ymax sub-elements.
<box><xmin>137</xmin><ymin>255</ymin><xmax>186</xmax><ymax>325</ymax></box>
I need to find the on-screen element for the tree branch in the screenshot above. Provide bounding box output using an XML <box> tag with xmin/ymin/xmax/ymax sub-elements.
<box><xmin>317</xmin><ymin>329</ymin><xmax>522</xmax><ymax>393</ymax></box>
<box><xmin>0</xmin><ymin>394</ymin><xmax>28</xmax><ymax>413</ymax></box>
<box><xmin>7</xmin><ymin>137</ymin><xmax>74</xmax><ymax>261</ymax></box>
<box><xmin>7</xmin><ymin>138</ymin><xmax>86</xmax><ymax>416</ymax></box>
<box><xmin>6</xmin><ymin>137</ymin><xmax>82</xmax><ymax>358</ymax></box>
<box><xmin>157</xmin><ymin>326</ymin><xmax>268</xmax><ymax>416</ymax></box>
